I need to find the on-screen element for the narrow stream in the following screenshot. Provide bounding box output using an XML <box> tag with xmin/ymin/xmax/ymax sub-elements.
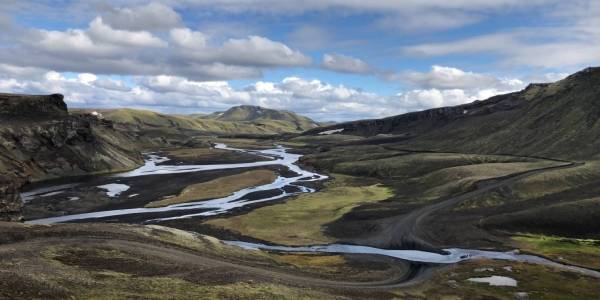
<box><xmin>23</xmin><ymin>144</ymin><xmax>600</xmax><ymax>278</ymax></box>
<box><xmin>224</xmin><ymin>241</ymin><xmax>600</xmax><ymax>278</ymax></box>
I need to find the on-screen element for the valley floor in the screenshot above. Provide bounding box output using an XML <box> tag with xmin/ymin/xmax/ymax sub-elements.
<box><xmin>5</xmin><ymin>136</ymin><xmax>600</xmax><ymax>299</ymax></box>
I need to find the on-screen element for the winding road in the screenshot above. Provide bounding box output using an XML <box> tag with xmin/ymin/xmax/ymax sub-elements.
<box><xmin>19</xmin><ymin>143</ymin><xmax>598</xmax><ymax>288</ymax></box>
<box><xmin>359</xmin><ymin>161</ymin><xmax>584</xmax><ymax>252</ymax></box>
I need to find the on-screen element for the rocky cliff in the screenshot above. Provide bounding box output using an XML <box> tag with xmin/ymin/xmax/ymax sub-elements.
<box><xmin>0</xmin><ymin>93</ymin><xmax>144</xmax><ymax>221</ymax></box>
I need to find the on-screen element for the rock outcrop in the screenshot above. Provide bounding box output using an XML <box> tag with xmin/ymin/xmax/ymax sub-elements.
<box><xmin>0</xmin><ymin>93</ymin><xmax>68</xmax><ymax>119</ymax></box>
<box><xmin>0</xmin><ymin>175</ymin><xmax>23</xmax><ymax>221</ymax></box>
<box><xmin>0</xmin><ymin>93</ymin><xmax>144</xmax><ymax>221</ymax></box>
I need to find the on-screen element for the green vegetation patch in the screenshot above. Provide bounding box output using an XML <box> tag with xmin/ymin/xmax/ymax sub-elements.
<box><xmin>146</xmin><ymin>169</ymin><xmax>278</xmax><ymax>207</ymax></box>
<box><xmin>398</xmin><ymin>259</ymin><xmax>600</xmax><ymax>300</ymax></box>
<box><xmin>332</xmin><ymin>152</ymin><xmax>540</xmax><ymax>179</ymax></box>
<box><xmin>510</xmin><ymin>161</ymin><xmax>600</xmax><ymax>200</ymax></box>
<box><xmin>417</xmin><ymin>161</ymin><xmax>559</xmax><ymax>203</ymax></box>
<box><xmin>513</xmin><ymin>234</ymin><xmax>600</xmax><ymax>269</ymax></box>
<box><xmin>459</xmin><ymin>161</ymin><xmax>600</xmax><ymax>211</ymax></box>
<box><xmin>205</xmin><ymin>174</ymin><xmax>393</xmax><ymax>245</ymax></box>
<box><xmin>76</xmin><ymin>276</ymin><xmax>343</xmax><ymax>300</ymax></box>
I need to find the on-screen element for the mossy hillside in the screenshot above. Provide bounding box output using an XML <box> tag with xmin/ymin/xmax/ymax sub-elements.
<box><xmin>205</xmin><ymin>174</ymin><xmax>393</xmax><ymax>245</ymax></box>
<box><xmin>332</xmin><ymin>153</ymin><xmax>540</xmax><ymax>179</ymax></box>
<box><xmin>306</xmin><ymin>67</ymin><xmax>600</xmax><ymax>160</ymax></box>
<box><xmin>414</xmin><ymin>161</ymin><xmax>560</xmax><ymax>203</ymax></box>
<box><xmin>458</xmin><ymin>161</ymin><xmax>600</xmax><ymax>209</ymax></box>
<box><xmin>79</xmin><ymin>106</ymin><xmax>319</xmax><ymax>134</ymax></box>
<box><xmin>398</xmin><ymin>259</ymin><xmax>600</xmax><ymax>300</ymax></box>
<box><xmin>481</xmin><ymin>197</ymin><xmax>600</xmax><ymax>239</ymax></box>
<box><xmin>513</xmin><ymin>234</ymin><xmax>600</xmax><ymax>269</ymax></box>
<box><xmin>1</xmin><ymin>223</ymin><xmax>400</xmax><ymax>299</ymax></box>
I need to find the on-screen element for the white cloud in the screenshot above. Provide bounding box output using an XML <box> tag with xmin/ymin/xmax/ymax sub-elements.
<box><xmin>87</xmin><ymin>17</ymin><xmax>168</xmax><ymax>48</ymax></box>
<box><xmin>77</xmin><ymin>73</ymin><xmax>98</xmax><ymax>85</ymax></box>
<box><xmin>20</xmin><ymin>17</ymin><xmax>166</xmax><ymax>60</ymax></box>
<box><xmin>0</xmin><ymin>16</ymin><xmax>310</xmax><ymax>81</ymax></box>
<box><xmin>102</xmin><ymin>2</ymin><xmax>182</xmax><ymax>31</ymax></box>
<box><xmin>93</xmin><ymin>78</ymin><xmax>131</xmax><ymax>92</ymax></box>
<box><xmin>219</xmin><ymin>36</ymin><xmax>311</xmax><ymax>67</ymax></box>
<box><xmin>401</xmin><ymin>65</ymin><xmax>523</xmax><ymax>90</ymax></box>
<box><xmin>169</xmin><ymin>28</ymin><xmax>208</xmax><ymax>49</ymax></box>
<box><xmin>322</xmin><ymin>54</ymin><xmax>372</xmax><ymax>74</ymax></box>
<box><xmin>389</xmin><ymin>66</ymin><xmax>526</xmax><ymax>111</ymax></box>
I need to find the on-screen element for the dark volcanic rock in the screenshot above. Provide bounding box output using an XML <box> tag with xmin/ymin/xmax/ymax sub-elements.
<box><xmin>0</xmin><ymin>93</ymin><xmax>68</xmax><ymax>119</ymax></box>
<box><xmin>0</xmin><ymin>175</ymin><xmax>23</xmax><ymax>222</ymax></box>
<box><xmin>0</xmin><ymin>93</ymin><xmax>144</xmax><ymax>221</ymax></box>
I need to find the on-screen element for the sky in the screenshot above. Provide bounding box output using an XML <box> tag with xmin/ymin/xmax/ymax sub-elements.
<box><xmin>0</xmin><ymin>1</ymin><xmax>599</xmax><ymax>121</ymax></box>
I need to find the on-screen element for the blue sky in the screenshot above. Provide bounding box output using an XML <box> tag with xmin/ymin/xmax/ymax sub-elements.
<box><xmin>0</xmin><ymin>1</ymin><xmax>598</xmax><ymax>121</ymax></box>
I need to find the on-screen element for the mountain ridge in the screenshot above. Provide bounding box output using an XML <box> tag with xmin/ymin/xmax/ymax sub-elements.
<box><xmin>74</xmin><ymin>105</ymin><xmax>320</xmax><ymax>135</ymax></box>
<box><xmin>305</xmin><ymin>66</ymin><xmax>600</xmax><ymax>160</ymax></box>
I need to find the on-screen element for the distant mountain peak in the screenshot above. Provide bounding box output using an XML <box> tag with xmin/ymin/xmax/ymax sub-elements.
<box><xmin>209</xmin><ymin>105</ymin><xmax>320</xmax><ymax>130</ymax></box>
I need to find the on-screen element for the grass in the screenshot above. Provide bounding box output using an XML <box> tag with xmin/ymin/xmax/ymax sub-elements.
<box><xmin>416</xmin><ymin>161</ymin><xmax>560</xmax><ymax>203</ymax></box>
<box><xmin>90</xmin><ymin>108</ymin><xmax>314</xmax><ymax>134</ymax></box>
<box><xmin>510</xmin><ymin>160</ymin><xmax>600</xmax><ymax>200</ymax></box>
<box><xmin>458</xmin><ymin>160</ymin><xmax>600</xmax><ymax>211</ymax></box>
<box><xmin>146</xmin><ymin>169</ymin><xmax>277</xmax><ymax>207</ymax></box>
<box><xmin>399</xmin><ymin>259</ymin><xmax>600</xmax><ymax>300</ymax></box>
<box><xmin>73</xmin><ymin>275</ymin><xmax>342</xmax><ymax>300</ymax></box>
<box><xmin>332</xmin><ymin>152</ymin><xmax>541</xmax><ymax>179</ymax></box>
<box><xmin>513</xmin><ymin>234</ymin><xmax>600</xmax><ymax>269</ymax></box>
<box><xmin>211</xmin><ymin>138</ymin><xmax>277</xmax><ymax>150</ymax></box>
<box><xmin>0</xmin><ymin>223</ymin><xmax>381</xmax><ymax>299</ymax></box>
<box><xmin>205</xmin><ymin>174</ymin><xmax>393</xmax><ymax>245</ymax></box>
<box><xmin>165</xmin><ymin>147</ymin><xmax>266</xmax><ymax>163</ymax></box>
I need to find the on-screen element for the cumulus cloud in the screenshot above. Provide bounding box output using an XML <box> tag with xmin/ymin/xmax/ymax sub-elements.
<box><xmin>218</xmin><ymin>36</ymin><xmax>311</xmax><ymax>67</ymax></box>
<box><xmin>401</xmin><ymin>65</ymin><xmax>523</xmax><ymax>90</ymax></box>
<box><xmin>19</xmin><ymin>17</ymin><xmax>166</xmax><ymax>60</ymax></box>
<box><xmin>102</xmin><ymin>2</ymin><xmax>182</xmax><ymax>31</ymax></box>
<box><xmin>387</xmin><ymin>66</ymin><xmax>527</xmax><ymax>112</ymax></box>
<box><xmin>0</xmin><ymin>66</ymin><xmax>535</xmax><ymax>121</ymax></box>
<box><xmin>0</xmin><ymin>15</ymin><xmax>310</xmax><ymax>81</ymax></box>
<box><xmin>0</xmin><ymin>71</ymin><xmax>395</xmax><ymax>120</ymax></box>
<box><xmin>322</xmin><ymin>54</ymin><xmax>372</xmax><ymax>74</ymax></box>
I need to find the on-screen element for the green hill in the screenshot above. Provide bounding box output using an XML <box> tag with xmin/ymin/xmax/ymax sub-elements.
<box><xmin>305</xmin><ymin>67</ymin><xmax>600</xmax><ymax>160</ymax></box>
<box><xmin>74</xmin><ymin>105</ymin><xmax>319</xmax><ymax>135</ymax></box>
<box><xmin>206</xmin><ymin>105</ymin><xmax>320</xmax><ymax>131</ymax></box>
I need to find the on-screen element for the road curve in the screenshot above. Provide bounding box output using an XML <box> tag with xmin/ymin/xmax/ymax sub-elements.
<box><xmin>357</xmin><ymin>161</ymin><xmax>584</xmax><ymax>251</ymax></box>
<box><xmin>0</xmin><ymin>234</ymin><xmax>431</xmax><ymax>290</ymax></box>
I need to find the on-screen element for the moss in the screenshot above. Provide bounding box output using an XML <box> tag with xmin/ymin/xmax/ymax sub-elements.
<box><xmin>513</xmin><ymin>234</ymin><xmax>600</xmax><ymax>269</ymax></box>
<box><xmin>331</xmin><ymin>152</ymin><xmax>540</xmax><ymax>179</ymax></box>
<box><xmin>146</xmin><ymin>169</ymin><xmax>278</xmax><ymax>207</ymax></box>
<box><xmin>398</xmin><ymin>259</ymin><xmax>600</xmax><ymax>300</ymax></box>
<box><xmin>206</xmin><ymin>174</ymin><xmax>393</xmax><ymax>245</ymax></box>
<box><xmin>76</xmin><ymin>276</ymin><xmax>344</xmax><ymax>300</ymax></box>
<box><xmin>423</xmin><ymin>160</ymin><xmax>600</xmax><ymax>211</ymax></box>
<box><xmin>416</xmin><ymin>161</ymin><xmax>559</xmax><ymax>204</ymax></box>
